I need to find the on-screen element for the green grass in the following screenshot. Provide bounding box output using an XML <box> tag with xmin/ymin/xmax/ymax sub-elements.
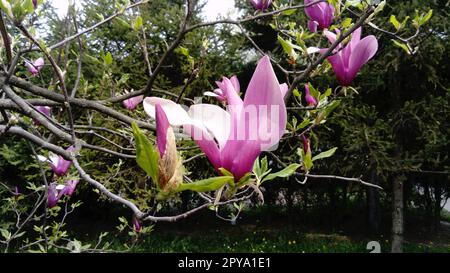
<box><xmin>128</xmin><ymin>226</ymin><xmax>450</xmax><ymax>253</ymax></box>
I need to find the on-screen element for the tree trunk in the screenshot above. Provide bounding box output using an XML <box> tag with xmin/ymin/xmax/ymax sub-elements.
<box><xmin>367</xmin><ymin>168</ymin><xmax>380</xmax><ymax>233</ymax></box>
<box><xmin>433</xmin><ymin>180</ymin><xmax>442</xmax><ymax>232</ymax></box>
<box><xmin>391</xmin><ymin>176</ymin><xmax>404</xmax><ymax>253</ymax></box>
<box><xmin>423</xmin><ymin>180</ymin><xmax>433</xmax><ymax>228</ymax></box>
<box><xmin>329</xmin><ymin>183</ymin><xmax>337</xmax><ymax>226</ymax></box>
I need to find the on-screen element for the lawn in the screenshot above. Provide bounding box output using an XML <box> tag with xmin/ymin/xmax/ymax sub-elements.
<box><xmin>131</xmin><ymin>225</ymin><xmax>450</xmax><ymax>253</ymax></box>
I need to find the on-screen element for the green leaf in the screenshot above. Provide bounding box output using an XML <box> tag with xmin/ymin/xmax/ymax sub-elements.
<box><xmin>297</xmin><ymin>118</ymin><xmax>311</xmax><ymax>130</ymax></box>
<box><xmin>373</xmin><ymin>0</ymin><xmax>386</xmax><ymax>14</ymax></box>
<box><xmin>218</xmin><ymin>168</ymin><xmax>235</xmax><ymax>188</ymax></box>
<box><xmin>236</xmin><ymin>173</ymin><xmax>252</xmax><ymax>188</ymax></box>
<box><xmin>131</xmin><ymin>122</ymin><xmax>159</xmax><ymax>185</ymax></box>
<box><xmin>84</xmin><ymin>53</ymin><xmax>102</xmax><ymax>64</ymax></box>
<box><xmin>102</xmin><ymin>52</ymin><xmax>113</xmax><ymax>65</ymax></box>
<box><xmin>115</xmin><ymin>17</ymin><xmax>131</xmax><ymax>29</ymax></box>
<box><xmin>176</xmin><ymin>176</ymin><xmax>234</xmax><ymax>192</ymax></box>
<box><xmin>0</xmin><ymin>0</ymin><xmax>14</xmax><ymax>19</ymax></box>
<box><xmin>390</xmin><ymin>15</ymin><xmax>400</xmax><ymax>30</ymax></box>
<box><xmin>278</xmin><ymin>35</ymin><xmax>299</xmax><ymax>62</ymax></box>
<box><xmin>392</xmin><ymin>40</ymin><xmax>411</xmax><ymax>55</ymax></box>
<box><xmin>261</xmin><ymin>163</ymin><xmax>300</xmax><ymax>183</ymax></box>
<box><xmin>96</xmin><ymin>13</ymin><xmax>104</xmax><ymax>21</ymax></box>
<box><xmin>304</xmin><ymin>153</ymin><xmax>313</xmax><ymax>171</ymax></box>
<box><xmin>322</xmin><ymin>100</ymin><xmax>341</xmax><ymax>118</ymax></box>
<box><xmin>0</xmin><ymin>228</ymin><xmax>11</xmax><ymax>240</ymax></box>
<box><xmin>253</xmin><ymin>156</ymin><xmax>270</xmax><ymax>177</ymax></box>
<box><xmin>419</xmin><ymin>10</ymin><xmax>432</xmax><ymax>26</ymax></box>
<box><xmin>401</xmin><ymin>16</ymin><xmax>410</xmax><ymax>29</ymax></box>
<box><xmin>312</xmin><ymin>147</ymin><xmax>338</xmax><ymax>161</ymax></box>
<box><xmin>22</xmin><ymin>0</ymin><xmax>35</xmax><ymax>13</ymax></box>
<box><xmin>282</xmin><ymin>9</ymin><xmax>296</xmax><ymax>16</ymax></box>
<box><xmin>15</xmin><ymin>231</ymin><xmax>26</xmax><ymax>239</ymax></box>
<box><xmin>132</xmin><ymin>16</ymin><xmax>143</xmax><ymax>31</ymax></box>
<box><xmin>320</xmin><ymin>88</ymin><xmax>332</xmax><ymax>100</ymax></box>
<box><xmin>345</xmin><ymin>0</ymin><xmax>361</xmax><ymax>7</ymax></box>
<box><xmin>342</xmin><ymin>17</ymin><xmax>352</xmax><ymax>28</ymax></box>
<box><xmin>412</xmin><ymin>9</ymin><xmax>420</xmax><ymax>29</ymax></box>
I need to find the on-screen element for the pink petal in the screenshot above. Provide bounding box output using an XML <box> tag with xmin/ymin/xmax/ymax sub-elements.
<box><xmin>241</xmin><ymin>55</ymin><xmax>287</xmax><ymax>151</ymax></box>
<box><xmin>304</xmin><ymin>0</ymin><xmax>323</xmax><ymax>22</ymax></box>
<box><xmin>33</xmin><ymin>57</ymin><xmax>45</xmax><ymax>70</ymax></box>
<box><xmin>220</xmin><ymin>139</ymin><xmax>260</xmax><ymax>180</ymax></box>
<box><xmin>25</xmin><ymin>62</ymin><xmax>38</xmax><ymax>76</ymax></box>
<box><xmin>47</xmin><ymin>183</ymin><xmax>59</xmax><ymax>208</ymax></box>
<box><xmin>279</xmin><ymin>83</ymin><xmax>288</xmax><ymax>99</ymax></box>
<box><xmin>308</xmin><ymin>20</ymin><xmax>319</xmax><ymax>33</ymax></box>
<box><xmin>324</xmin><ymin>29</ymin><xmax>337</xmax><ymax>44</ymax></box>
<box><xmin>347</xmin><ymin>35</ymin><xmax>378</xmax><ymax>83</ymax></box>
<box><xmin>323</xmin><ymin>4</ymin><xmax>335</xmax><ymax>27</ymax></box>
<box><xmin>304</xmin><ymin>84</ymin><xmax>317</xmax><ymax>106</ymax></box>
<box><xmin>183</xmin><ymin>123</ymin><xmax>222</xmax><ymax>170</ymax></box>
<box><xmin>155</xmin><ymin>104</ymin><xmax>170</xmax><ymax>156</ymax></box>
<box><xmin>123</xmin><ymin>95</ymin><xmax>143</xmax><ymax>110</ymax></box>
<box><xmin>230</xmin><ymin>75</ymin><xmax>240</xmax><ymax>93</ymax></box>
<box><xmin>221</xmin><ymin>77</ymin><xmax>243</xmax><ymax>107</ymax></box>
<box><xmin>349</xmin><ymin>27</ymin><xmax>362</xmax><ymax>50</ymax></box>
<box><xmin>328</xmin><ymin>52</ymin><xmax>350</xmax><ymax>86</ymax></box>
<box><xmin>36</xmin><ymin>106</ymin><xmax>51</xmax><ymax>117</ymax></box>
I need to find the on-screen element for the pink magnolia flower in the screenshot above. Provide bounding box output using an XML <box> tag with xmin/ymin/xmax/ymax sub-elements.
<box><xmin>144</xmin><ymin>56</ymin><xmax>287</xmax><ymax>180</ymax></box>
<box><xmin>47</xmin><ymin>183</ymin><xmax>60</xmax><ymax>208</ymax></box>
<box><xmin>204</xmin><ymin>75</ymin><xmax>240</xmax><ymax>103</ymax></box>
<box><xmin>301</xmin><ymin>135</ymin><xmax>311</xmax><ymax>156</ymax></box>
<box><xmin>250</xmin><ymin>0</ymin><xmax>272</xmax><ymax>11</ymax></box>
<box><xmin>132</xmin><ymin>217</ymin><xmax>142</xmax><ymax>232</ymax></box>
<box><xmin>304</xmin><ymin>84</ymin><xmax>317</xmax><ymax>107</ymax></box>
<box><xmin>320</xmin><ymin>27</ymin><xmax>378</xmax><ymax>86</ymax></box>
<box><xmin>36</xmin><ymin>106</ymin><xmax>51</xmax><ymax>117</ymax></box>
<box><xmin>25</xmin><ymin>57</ymin><xmax>44</xmax><ymax>76</ymax></box>
<box><xmin>59</xmin><ymin>180</ymin><xmax>79</xmax><ymax>197</ymax></box>
<box><xmin>38</xmin><ymin>146</ymin><xmax>74</xmax><ymax>177</ymax></box>
<box><xmin>33</xmin><ymin>106</ymin><xmax>51</xmax><ymax>125</ymax></box>
<box><xmin>47</xmin><ymin>180</ymin><xmax>79</xmax><ymax>208</ymax></box>
<box><xmin>123</xmin><ymin>94</ymin><xmax>144</xmax><ymax>111</ymax></box>
<box><xmin>33</xmin><ymin>0</ymin><xmax>38</xmax><ymax>9</ymax></box>
<box><xmin>206</xmin><ymin>76</ymin><xmax>288</xmax><ymax>104</ymax></box>
<box><xmin>12</xmin><ymin>186</ymin><xmax>20</xmax><ymax>199</ymax></box>
<box><xmin>304</xmin><ymin>0</ymin><xmax>335</xmax><ymax>33</ymax></box>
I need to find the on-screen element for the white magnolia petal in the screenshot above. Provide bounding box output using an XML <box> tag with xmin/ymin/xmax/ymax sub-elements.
<box><xmin>143</xmin><ymin>97</ymin><xmax>192</xmax><ymax>126</ymax></box>
<box><xmin>307</xmin><ymin>47</ymin><xmax>322</xmax><ymax>54</ymax></box>
<box><xmin>37</xmin><ymin>155</ymin><xmax>48</xmax><ymax>162</ymax></box>
<box><xmin>48</xmin><ymin>153</ymin><xmax>59</xmax><ymax>165</ymax></box>
<box><xmin>203</xmin><ymin>91</ymin><xmax>220</xmax><ymax>97</ymax></box>
<box><xmin>188</xmin><ymin>104</ymin><xmax>231</xmax><ymax>150</ymax></box>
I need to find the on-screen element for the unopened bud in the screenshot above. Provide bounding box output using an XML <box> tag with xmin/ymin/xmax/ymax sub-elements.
<box><xmin>157</xmin><ymin>126</ymin><xmax>183</xmax><ymax>192</ymax></box>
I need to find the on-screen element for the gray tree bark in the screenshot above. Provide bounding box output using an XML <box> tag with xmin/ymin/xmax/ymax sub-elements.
<box><xmin>367</xmin><ymin>168</ymin><xmax>380</xmax><ymax>233</ymax></box>
<box><xmin>391</xmin><ymin>177</ymin><xmax>404</xmax><ymax>253</ymax></box>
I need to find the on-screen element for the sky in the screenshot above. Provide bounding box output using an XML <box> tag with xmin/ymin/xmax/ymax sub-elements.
<box><xmin>50</xmin><ymin>0</ymin><xmax>238</xmax><ymax>21</ymax></box>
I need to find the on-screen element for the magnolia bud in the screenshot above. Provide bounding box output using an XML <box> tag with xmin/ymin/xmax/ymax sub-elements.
<box><xmin>157</xmin><ymin>126</ymin><xmax>183</xmax><ymax>192</ymax></box>
<box><xmin>155</xmin><ymin>104</ymin><xmax>183</xmax><ymax>193</ymax></box>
